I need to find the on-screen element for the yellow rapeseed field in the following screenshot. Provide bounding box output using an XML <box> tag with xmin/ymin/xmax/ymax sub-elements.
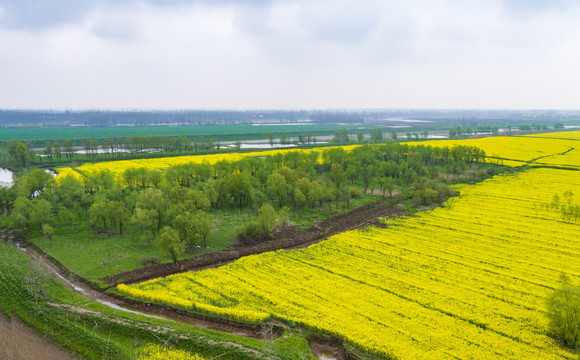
<box><xmin>419</xmin><ymin>132</ymin><xmax>579</xmax><ymax>166</ymax></box>
<box><xmin>56</xmin><ymin>132</ymin><xmax>579</xmax><ymax>180</ymax></box>
<box><xmin>136</xmin><ymin>344</ymin><xmax>206</xmax><ymax>360</ymax></box>
<box><xmin>527</xmin><ymin>130</ymin><xmax>580</xmax><ymax>140</ymax></box>
<box><xmin>119</xmin><ymin>167</ymin><xmax>580</xmax><ymax>359</ymax></box>
<box><xmin>118</xmin><ymin>132</ymin><xmax>580</xmax><ymax>359</ymax></box>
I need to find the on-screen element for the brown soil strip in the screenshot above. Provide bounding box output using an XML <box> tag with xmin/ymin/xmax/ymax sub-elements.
<box><xmin>104</xmin><ymin>197</ymin><xmax>405</xmax><ymax>285</ymax></box>
<box><xmin>0</xmin><ymin>313</ymin><xmax>77</xmax><ymax>360</ymax></box>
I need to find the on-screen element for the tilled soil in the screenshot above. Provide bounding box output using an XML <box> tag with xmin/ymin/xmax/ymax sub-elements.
<box><xmin>104</xmin><ymin>197</ymin><xmax>406</xmax><ymax>285</ymax></box>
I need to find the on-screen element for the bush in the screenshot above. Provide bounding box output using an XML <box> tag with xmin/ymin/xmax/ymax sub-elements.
<box><xmin>235</xmin><ymin>204</ymin><xmax>279</xmax><ymax>245</ymax></box>
<box><xmin>235</xmin><ymin>221</ymin><xmax>266</xmax><ymax>245</ymax></box>
<box><xmin>139</xmin><ymin>256</ymin><xmax>160</xmax><ymax>268</ymax></box>
<box><xmin>546</xmin><ymin>275</ymin><xmax>580</xmax><ymax>350</ymax></box>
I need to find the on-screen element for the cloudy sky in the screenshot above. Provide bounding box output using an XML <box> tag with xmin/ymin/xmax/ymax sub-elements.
<box><xmin>0</xmin><ymin>0</ymin><xmax>579</xmax><ymax>110</ymax></box>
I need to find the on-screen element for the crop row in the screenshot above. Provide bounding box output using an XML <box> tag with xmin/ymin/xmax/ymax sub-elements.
<box><xmin>118</xmin><ymin>166</ymin><xmax>579</xmax><ymax>359</ymax></box>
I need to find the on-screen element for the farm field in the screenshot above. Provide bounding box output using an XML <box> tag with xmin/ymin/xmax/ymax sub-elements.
<box><xmin>0</xmin><ymin>124</ymin><xmax>365</xmax><ymax>143</ymax></box>
<box><xmin>419</xmin><ymin>133</ymin><xmax>579</xmax><ymax>166</ymax></box>
<box><xmin>118</xmin><ymin>133</ymin><xmax>580</xmax><ymax>359</ymax></box>
<box><xmin>57</xmin><ymin>132</ymin><xmax>580</xmax><ymax>180</ymax></box>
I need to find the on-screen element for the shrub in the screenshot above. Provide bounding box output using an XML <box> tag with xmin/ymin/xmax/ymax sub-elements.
<box><xmin>235</xmin><ymin>204</ymin><xmax>279</xmax><ymax>245</ymax></box>
<box><xmin>139</xmin><ymin>256</ymin><xmax>160</xmax><ymax>268</ymax></box>
<box><xmin>546</xmin><ymin>275</ymin><xmax>580</xmax><ymax>351</ymax></box>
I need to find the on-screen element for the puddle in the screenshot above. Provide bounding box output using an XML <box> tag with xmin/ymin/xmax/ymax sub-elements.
<box><xmin>15</xmin><ymin>242</ymin><xmax>27</xmax><ymax>252</ymax></box>
<box><xmin>97</xmin><ymin>300</ymin><xmax>167</xmax><ymax>321</ymax></box>
<box><xmin>317</xmin><ymin>350</ymin><xmax>338</xmax><ymax>360</ymax></box>
<box><xmin>54</xmin><ymin>273</ymin><xmax>86</xmax><ymax>293</ymax></box>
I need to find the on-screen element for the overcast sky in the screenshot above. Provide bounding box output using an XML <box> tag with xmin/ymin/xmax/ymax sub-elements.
<box><xmin>1</xmin><ymin>0</ymin><xmax>579</xmax><ymax>110</ymax></box>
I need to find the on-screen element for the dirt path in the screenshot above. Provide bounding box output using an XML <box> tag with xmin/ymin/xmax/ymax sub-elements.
<box><xmin>0</xmin><ymin>313</ymin><xmax>78</xmax><ymax>360</ymax></box>
<box><xmin>105</xmin><ymin>196</ymin><xmax>405</xmax><ymax>285</ymax></box>
<box><xmin>21</xmin><ymin>243</ymin><xmax>277</xmax><ymax>340</ymax></box>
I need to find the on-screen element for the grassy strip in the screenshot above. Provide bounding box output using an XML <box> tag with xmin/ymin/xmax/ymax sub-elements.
<box><xmin>0</xmin><ymin>243</ymin><xmax>123</xmax><ymax>358</ymax></box>
<box><xmin>0</xmin><ymin>243</ymin><xmax>316</xmax><ymax>359</ymax></box>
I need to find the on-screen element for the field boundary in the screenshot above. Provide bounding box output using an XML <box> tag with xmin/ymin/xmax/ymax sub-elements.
<box><xmin>104</xmin><ymin>196</ymin><xmax>409</xmax><ymax>285</ymax></box>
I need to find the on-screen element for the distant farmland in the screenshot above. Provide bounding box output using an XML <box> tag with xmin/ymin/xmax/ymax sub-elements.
<box><xmin>0</xmin><ymin>124</ymin><xmax>369</xmax><ymax>143</ymax></box>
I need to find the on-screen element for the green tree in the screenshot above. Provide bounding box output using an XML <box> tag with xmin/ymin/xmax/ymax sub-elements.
<box><xmin>106</xmin><ymin>200</ymin><xmax>128</xmax><ymax>234</ymax></box>
<box><xmin>172</xmin><ymin>212</ymin><xmax>198</xmax><ymax>251</ymax></box>
<box><xmin>131</xmin><ymin>207</ymin><xmax>157</xmax><ymax>243</ymax></box>
<box><xmin>26</xmin><ymin>169</ymin><xmax>53</xmax><ymax>197</ymax></box>
<box><xmin>53</xmin><ymin>141</ymin><xmax>62</xmax><ymax>160</ymax></box>
<box><xmin>29</xmin><ymin>198</ymin><xmax>52</xmax><ymax>231</ymax></box>
<box><xmin>330</xmin><ymin>163</ymin><xmax>346</xmax><ymax>188</ymax></box>
<box><xmin>391</xmin><ymin>129</ymin><xmax>398</xmax><ymax>140</ymax></box>
<box><xmin>135</xmin><ymin>188</ymin><xmax>169</xmax><ymax>229</ymax></box>
<box><xmin>258</xmin><ymin>203</ymin><xmax>277</xmax><ymax>237</ymax></box>
<box><xmin>64</xmin><ymin>139</ymin><xmax>74</xmax><ymax>161</ymax></box>
<box><xmin>369</xmin><ymin>128</ymin><xmax>383</xmax><ymax>142</ymax></box>
<box><xmin>11</xmin><ymin>197</ymin><xmax>31</xmax><ymax>231</ymax></box>
<box><xmin>45</xmin><ymin>141</ymin><xmax>53</xmax><ymax>160</ymax></box>
<box><xmin>266</xmin><ymin>172</ymin><xmax>287</xmax><ymax>207</ymax></box>
<box><xmin>157</xmin><ymin>226</ymin><xmax>185</xmax><ymax>263</ymax></box>
<box><xmin>14</xmin><ymin>141</ymin><xmax>29</xmax><ymax>167</ymax></box>
<box><xmin>193</xmin><ymin>211</ymin><xmax>213</xmax><ymax>247</ymax></box>
<box><xmin>57</xmin><ymin>207</ymin><xmax>75</xmax><ymax>227</ymax></box>
<box><xmin>333</xmin><ymin>129</ymin><xmax>350</xmax><ymax>144</ymax></box>
<box><xmin>546</xmin><ymin>274</ymin><xmax>580</xmax><ymax>350</ymax></box>
<box><xmin>89</xmin><ymin>201</ymin><xmax>108</xmax><ymax>231</ymax></box>
<box><xmin>42</xmin><ymin>224</ymin><xmax>54</xmax><ymax>247</ymax></box>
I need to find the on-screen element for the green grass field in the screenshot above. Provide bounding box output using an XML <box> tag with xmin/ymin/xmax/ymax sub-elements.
<box><xmin>1</xmin><ymin>124</ymin><xmax>370</xmax><ymax>143</ymax></box>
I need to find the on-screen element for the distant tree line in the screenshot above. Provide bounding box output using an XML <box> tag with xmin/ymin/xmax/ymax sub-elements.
<box><xmin>449</xmin><ymin>125</ymin><xmax>500</xmax><ymax>137</ymax></box>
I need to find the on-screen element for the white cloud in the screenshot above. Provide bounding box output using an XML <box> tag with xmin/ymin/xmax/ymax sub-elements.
<box><xmin>0</xmin><ymin>0</ymin><xmax>579</xmax><ymax>109</ymax></box>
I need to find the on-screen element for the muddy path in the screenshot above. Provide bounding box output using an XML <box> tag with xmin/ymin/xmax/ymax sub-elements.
<box><xmin>18</xmin><ymin>243</ymin><xmax>353</xmax><ymax>359</ymax></box>
<box><xmin>0</xmin><ymin>313</ymin><xmax>78</xmax><ymax>360</ymax></box>
<box><xmin>105</xmin><ymin>196</ymin><xmax>405</xmax><ymax>285</ymax></box>
<box><xmin>20</xmin><ymin>243</ymin><xmax>279</xmax><ymax>340</ymax></box>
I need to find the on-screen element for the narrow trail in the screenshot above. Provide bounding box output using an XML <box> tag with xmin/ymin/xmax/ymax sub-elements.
<box><xmin>19</xmin><ymin>242</ymin><xmax>280</xmax><ymax>340</ymax></box>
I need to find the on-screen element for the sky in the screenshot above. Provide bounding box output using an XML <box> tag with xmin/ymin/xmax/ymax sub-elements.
<box><xmin>0</xmin><ymin>0</ymin><xmax>579</xmax><ymax>110</ymax></box>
